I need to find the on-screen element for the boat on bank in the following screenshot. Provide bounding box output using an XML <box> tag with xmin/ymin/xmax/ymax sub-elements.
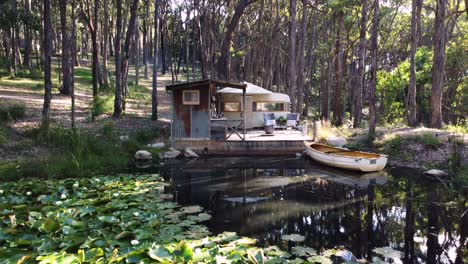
<box><xmin>304</xmin><ymin>143</ymin><xmax>387</xmax><ymax>172</ymax></box>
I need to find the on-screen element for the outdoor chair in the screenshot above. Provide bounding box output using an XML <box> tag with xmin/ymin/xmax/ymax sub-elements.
<box><xmin>263</xmin><ymin>113</ymin><xmax>276</xmax><ymax>126</ymax></box>
<box><xmin>286</xmin><ymin>113</ymin><xmax>300</xmax><ymax>128</ymax></box>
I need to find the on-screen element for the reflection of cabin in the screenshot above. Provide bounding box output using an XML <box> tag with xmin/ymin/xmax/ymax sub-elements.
<box><xmin>165</xmin><ymin>79</ymin><xmax>312</xmax><ymax>155</ymax></box>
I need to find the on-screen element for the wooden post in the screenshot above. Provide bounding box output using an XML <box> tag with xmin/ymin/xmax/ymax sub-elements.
<box><xmin>242</xmin><ymin>86</ymin><xmax>246</xmax><ymax>141</ymax></box>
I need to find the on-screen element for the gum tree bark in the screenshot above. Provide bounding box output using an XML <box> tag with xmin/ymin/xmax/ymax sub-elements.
<box><xmin>368</xmin><ymin>0</ymin><xmax>379</xmax><ymax>141</ymax></box>
<box><xmin>332</xmin><ymin>11</ymin><xmax>344</xmax><ymax>126</ymax></box>
<box><xmin>407</xmin><ymin>0</ymin><xmax>422</xmax><ymax>127</ymax></box>
<box><xmin>288</xmin><ymin>0</ymin><xmax>297</xmax><ymax>112</ymax></box>
<box><xmin>59</xmin><ymin>0</ymin><xmax>71</xmax><ymax>95</ymax></box>
<box><xmin>430</xmin><ymin>0</ymin><xmax>446</xmax><ymax>128</ymax></box>
<box><xmin>152</xmin><ymin>0</ymin><xmax>160</xmax><ymax>120</ymax></box>
<box><xmin>354</xmin><ymin>0</ymin><xmax>367</xmax><ymax>128</ymax></box>
<box><xmin>113</xmin><ymin>0</ymin><xmax>123</xmax><ymax>117</ymax></box>
<box><xmin>42</xmin><ymin>0</ymin><xmax>53</xmax><ymax>125</ymax></box>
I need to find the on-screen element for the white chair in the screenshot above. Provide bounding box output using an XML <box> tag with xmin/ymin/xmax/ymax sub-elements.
<box><xmin>286</xmin><ymin>113</ymin><xmax>300</xmax><ymax>128</ymax></box>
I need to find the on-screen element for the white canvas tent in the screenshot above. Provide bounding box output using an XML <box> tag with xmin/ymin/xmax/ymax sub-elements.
<box><xmin>218</xmin><ymin>82</ymin><xmax>291</xmax><ymax>128</ymax></box>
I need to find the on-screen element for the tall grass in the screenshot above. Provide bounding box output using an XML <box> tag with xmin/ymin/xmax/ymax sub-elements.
<box><xmin>0</xmin><ymin>104</ymin><xmax>26</xmax><ymax>122</ymax></box>
<box><xmin>13</xmin><ymin>123</ymin><xmax>165</xmax><ymax>179</ymax></box>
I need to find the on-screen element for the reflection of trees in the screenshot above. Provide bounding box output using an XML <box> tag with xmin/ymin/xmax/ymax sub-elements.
<box><xmin>162</xmin><ymin>163</ymin><xmax>466</xmax><ymax>263</ymax></box>
<box><xmin>404</xmin><ymin>177</ymin><xmax>415</xmax><ymax>263</ymax></box>
<box><xmin>427</xmin><ymin>189</ymin><xmax>441</xmax><ymax>264</ymax></box>
<box><xmin>455</xmin><ymin>197</ymin><xmax>467</xmax><ymax>264</ymax></box>
<box><xmin>366</xmin><ymin>184</ymin><xmax>375</xmax><ymax>261</ymax></box>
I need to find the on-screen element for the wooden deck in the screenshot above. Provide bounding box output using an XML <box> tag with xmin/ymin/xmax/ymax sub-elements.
<box><xmin>173</xmin><ymin>129</ymin><xmax>313</xmax><ymax>155</ymax></box>
<box><xmin>226</xmin><ymin>129</ymin><xmax>311</xmax><ymax>141</ymax></box>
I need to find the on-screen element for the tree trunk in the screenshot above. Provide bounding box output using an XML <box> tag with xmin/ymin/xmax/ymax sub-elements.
<box><xmin>152</xmin><ymin>0</ymin><xmax>160</xmax><ymax>120</ymax></box>
<box><xmin>43</xmin><ymin>0</ymin><xmax>53</xmax><ymax>125</ymax></box>
<box><xmin>59</xmin><ymin>0</ymin><xmax>71</xmax><ymax>95</ymax></box>
<box><xmin>135</xmin><ymin>15</ymin><xmax>140</xmax><ymax>87</ymax></box>
<box><xmin>71</xmin><ymin>0</ymin><xmax>77</xmax><ymax>128</ymax></box>
<box><xmin>23</xmin><ymin>0</ymin><xmax>32</xmax><ymax>69</ymax></box>
<box><xmin>354</xmin><ymin>0</ymin><xmax>367</xmax><ymax>128</ymax></box>
<box><xmin>92</xmin><ymin>0</ymin><xmax>100</xmax><ymax>97</ymax></box>
<box><xmin>102</xmin><ymin>0</ymin><xmax>110</xmax><ymax>86</ymax></box>
<box><xmin>143</xmin><ymin>0</ymin><xmax>149</xmax><ymax>79</ymax></box>
<box><xmin>407</xmin><ymin>0</ymin><xmax>422</xmax><ymax>127</ymax></box>
<box><xmin>121</xmin><ymin>0</ymin><xmax>140</xmax><ymax>111</ymax></box>
<box><xmin>113</xmin><ymin>0</ymin><xmax>123</xmax><ymax>117</ymax></box>
<box><xmin>430</xmin><ymin>0</ymin><xmax>446</xmax><ymax>129</ymax></box>
<box><xmin>288</xmin><ymin>0</ymin><xmax>297</xmax><ymax>112</ymax></box>
<box><xmin>368</xmin><ymin>0</ymin><xmax>379</xmax><ymax>141</ymax></box>
<box><xmin>217</xmin><ymin>0</ymin><xmax>256</xmax><ymax>80</ymax></box>
<box><xmin>332</xmin><ymin>11</ymin><xmax>344</xmax><ymax>126</ymax></box>
<box><xmin>296</xmin><ymin>0</ymin><xmax>307</xmax><ymax>114</ymax></box>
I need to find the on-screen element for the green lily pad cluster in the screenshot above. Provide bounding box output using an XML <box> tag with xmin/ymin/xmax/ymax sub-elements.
<box><xmin>0</xmin><ymin>174</ymin><xmax>343</xmax><ymax>263</ymax></box>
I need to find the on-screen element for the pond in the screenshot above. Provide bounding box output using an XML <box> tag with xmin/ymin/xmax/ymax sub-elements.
<box><xmin>147</xmin><ymin>156</ymin><xmax>467</xmax><ymax>264</ymax></box>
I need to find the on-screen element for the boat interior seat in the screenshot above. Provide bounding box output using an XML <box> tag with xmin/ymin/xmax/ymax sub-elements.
<box><xmin>324</xmin><ymin>150</ymin><xmax>350</xmax><ymax>154</ymax></box>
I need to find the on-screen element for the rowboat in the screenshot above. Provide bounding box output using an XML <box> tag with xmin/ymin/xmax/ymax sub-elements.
<box><xmin>304</xmin><ymin>143</ymin><xmax>388</xmax><ymax>172</ymax></box>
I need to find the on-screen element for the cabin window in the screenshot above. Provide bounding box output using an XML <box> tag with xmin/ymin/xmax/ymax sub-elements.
<box><xmin>223</xmin><ymin>101</ymin><xmax>241</xmax><ymax>112</ymax></box>
<box><xmin>253</xmin><ymin>102</ymin><xmax>285</xmax><ymax>112</ymax></box>
<box><xmin>183</xmin><ymin>90</ymin><xmax>200</xmax><ymax>105</ymax></box>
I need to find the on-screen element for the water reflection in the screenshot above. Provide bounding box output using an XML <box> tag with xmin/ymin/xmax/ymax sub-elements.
<box><xmin>160</xmin><ymin>157</ymin><xmax>466</xmax><ymax>263</ymax></box>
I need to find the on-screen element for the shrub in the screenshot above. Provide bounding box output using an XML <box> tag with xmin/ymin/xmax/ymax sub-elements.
<box><xmin>0</xmin><ymin>104</ymin><xmax>26</xmax><ymax>122</ymax></box>
<box><xmin>414</xmin><ymin>133</ymin><xmax>442</xmax><ymax>148</ymax></box>
<box><xmin>101</xmin><ymin>121</ymin><xmax>115</xmax><ymax>138</ymax></box>
<box><xmin>91</xmin><ymin>95</ymin><xmax>114</xmax><ymax>117</ymax></box>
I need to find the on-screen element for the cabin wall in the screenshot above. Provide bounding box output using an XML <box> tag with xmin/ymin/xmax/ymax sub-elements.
<box><xmin>173</xmin><ymin>86</ymin><xmax>210</xmax><ymax>138</ymax></box>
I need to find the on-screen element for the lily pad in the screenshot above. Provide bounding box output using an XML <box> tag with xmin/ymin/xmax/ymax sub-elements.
<box><xmin>281</xmin><ymin>234</ymin><xmax>305</xmax><ymax>242</ymax></box>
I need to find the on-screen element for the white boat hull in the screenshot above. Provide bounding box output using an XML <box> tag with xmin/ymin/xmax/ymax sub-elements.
<box><xmin>305</xmin><ymin>144</ymin><xmax>387</xmax><ymax>172</ymax></box>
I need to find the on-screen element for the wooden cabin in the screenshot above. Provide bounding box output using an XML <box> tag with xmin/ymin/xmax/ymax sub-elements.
<box><xmin>165</xmin><ymin>79</ymin><xmax>247</xmax><ymax>141</ymax></box>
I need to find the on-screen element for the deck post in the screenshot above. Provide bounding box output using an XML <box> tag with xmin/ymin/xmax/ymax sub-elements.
<box><xmin>242</xmin><ymin>87</ymin><xmax>246</xmax><ymax>141</ymax></box>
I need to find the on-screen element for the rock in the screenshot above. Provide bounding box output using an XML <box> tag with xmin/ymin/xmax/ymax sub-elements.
<box><xmin>327</xmin><ymin>137</ymin><xmax>347</xmax><ymax>147</ymax></box>
<box><xmin>184</xmin><ymin>148</ymin><xmax>199</xmax><ymax>158</ymax></box>
<box><xmin>119</xmin><ymin>135</ymin><xmax>129</xmax><ymax>141</ymax></box>
<box><xmin>423</xmin><ymin>169</ymin><xmax>449</xmax><ymax>178</ymax></box>
<box><xmin>135</xmin><ymin>150</ymin><xmax>152</xmax><ymax>160</ymax></box>
<box><xmin>147</xmin><ymin>142</ymin><xmax>165</xmax><ymax>149</ymax></box>
<box><xmin>163</xmin><ymin>147</ymin><xmax>181</xmax><ymax>159</ymax></box>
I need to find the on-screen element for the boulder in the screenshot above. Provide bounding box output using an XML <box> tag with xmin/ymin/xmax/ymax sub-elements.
<box><xmin>327</xmin><ymin>137</ymin><xmax>347</xmax><ymax>147</ymax></box>
<box><xmin>147</xmin><ymin>142</ymin><xmax>165</xmax><ymax>149</ymax></box>
<box><xmin>119</xmin><ymin>135</ymin><xmax>129</xmax><ymax>141</ymax></box>
<box><xmin>184</xmin><ymin>148</ymin><xmax>199</xmax><ymax>158</ymax></box>
<box><xmin>135</xmin><ymin>150</ymin><xmax>152</xmax><ymax>160</ymax></box>
<box><xmin>423</xmin><ymin>169</ymin><xmax>449</xmax><ymax>178</ymax></box>
<box><xmin>163</xmin><ymin>147</ymin><xmax>181</xmax><ymax>159</ymax></box>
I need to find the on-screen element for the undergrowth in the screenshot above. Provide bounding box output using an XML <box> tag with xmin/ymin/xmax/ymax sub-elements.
<box><xmin>1</xmin><ymin>123</ymin><xmax>165</xmax><ymax>179</ymax></box>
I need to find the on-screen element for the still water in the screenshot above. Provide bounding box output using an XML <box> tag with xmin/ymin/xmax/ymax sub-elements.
<box><xmin>155</xmin><ymin>156</ymin><xmax>466</xmax><ymax>263</ymax></box>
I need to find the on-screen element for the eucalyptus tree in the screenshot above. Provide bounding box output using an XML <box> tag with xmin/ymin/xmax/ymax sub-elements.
<box><xmin>368</xmin><ymin>0</ymin><xmax>379</xmax><ymax>141</ymax></box>
<box><xmin>43</xmin><ymin>0</ymin><xmax>53</xmax><ymax>126</ymax></box>
<box><xmin>59</xmin><ymin>0</ymin><xmax>71</xmax><ymax>95</ymax></box>
<box><xmin>430</xmin><ymin>0</ymin><xmax>447</xmax><ymax>128</ymax></box>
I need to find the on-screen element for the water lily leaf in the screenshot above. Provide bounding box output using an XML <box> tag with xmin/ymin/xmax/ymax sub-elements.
<box><xmin>247</xmin><ymin>249</ymin><xmax>264</xmax><ymax>264</ymax></box>
<box><xmin>181</xmin><ymin>205</ymin><xmax>203</xmax><ymax>214</ymax></box>
<box><xmin>188</xmin><ymin>213</ymin><xmax>212</xmax><ymax>222</ymax></box>
<box><xmin>373</xmin><ymin>247</ymin><xmax>402</xmax><ymax>259</ymax></box>
<box><xmin>307</xmin><ymin>255</ymin><xmax>333</xmax><ymax>264</ymax></box>
<box><xmin>292</xmin><ymin>246</ymin><xmax>316</xmax><ymax>257</ymax></box>
<box><xmin>281</xmin><ymin>234</ymin><xmax>305</xmax><ymax>242</ymax></box>
<box><xmin>173</xmin><ymin>241</ymin><xmax>193</xmax><ymax>262</ymax></box>
<box><xmin>97</xmin><ymin>215</ymin><xmax>119</xmax><ymax>224</ymax></box>
<box><xmin>126</xmin><ymin>249</ymin><xmax>147</xmax><ymax>263</ymax></box>
<box><xmin>39</xmin><ymin>219</ymin><xmax>60</xmax><ymax>233</ymax></box>
<box><xmin>84</xmin><ymin>248</ymin><xmax>104</xmax><ymax>262</ymax></box>
<box><xmin>264</xmin><ymin>246</ymin><xmax>291</xmax><ymax>258</ymax></box>
<box><xmin>148</xmin><ymin>245</ymin><xmax>173</xmax><ymax>262</ymax></box>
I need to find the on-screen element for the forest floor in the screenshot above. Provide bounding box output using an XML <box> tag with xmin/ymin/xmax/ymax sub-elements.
<box><xmin>0</xmin><ymin>58</ymin><xmax>197</xmax><ymax>161</ymax></box>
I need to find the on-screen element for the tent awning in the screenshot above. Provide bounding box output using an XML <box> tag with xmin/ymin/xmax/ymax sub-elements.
<box><xmin>217</xmin><ymin>81</ymin><xmax>272</xmax><ymax>95</ymax></box>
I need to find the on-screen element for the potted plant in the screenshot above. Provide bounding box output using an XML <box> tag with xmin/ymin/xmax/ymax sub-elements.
<box><xmin>276</xmin><ymin>116</ymin><xmax>287</xmax><ymax>126</ymax></box>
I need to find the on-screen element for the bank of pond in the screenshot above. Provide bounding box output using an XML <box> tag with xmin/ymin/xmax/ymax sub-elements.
<box><xmin>0</xmin><ymin>157</ymin><xmax>466</xmax><ymax>263</ymax></box>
